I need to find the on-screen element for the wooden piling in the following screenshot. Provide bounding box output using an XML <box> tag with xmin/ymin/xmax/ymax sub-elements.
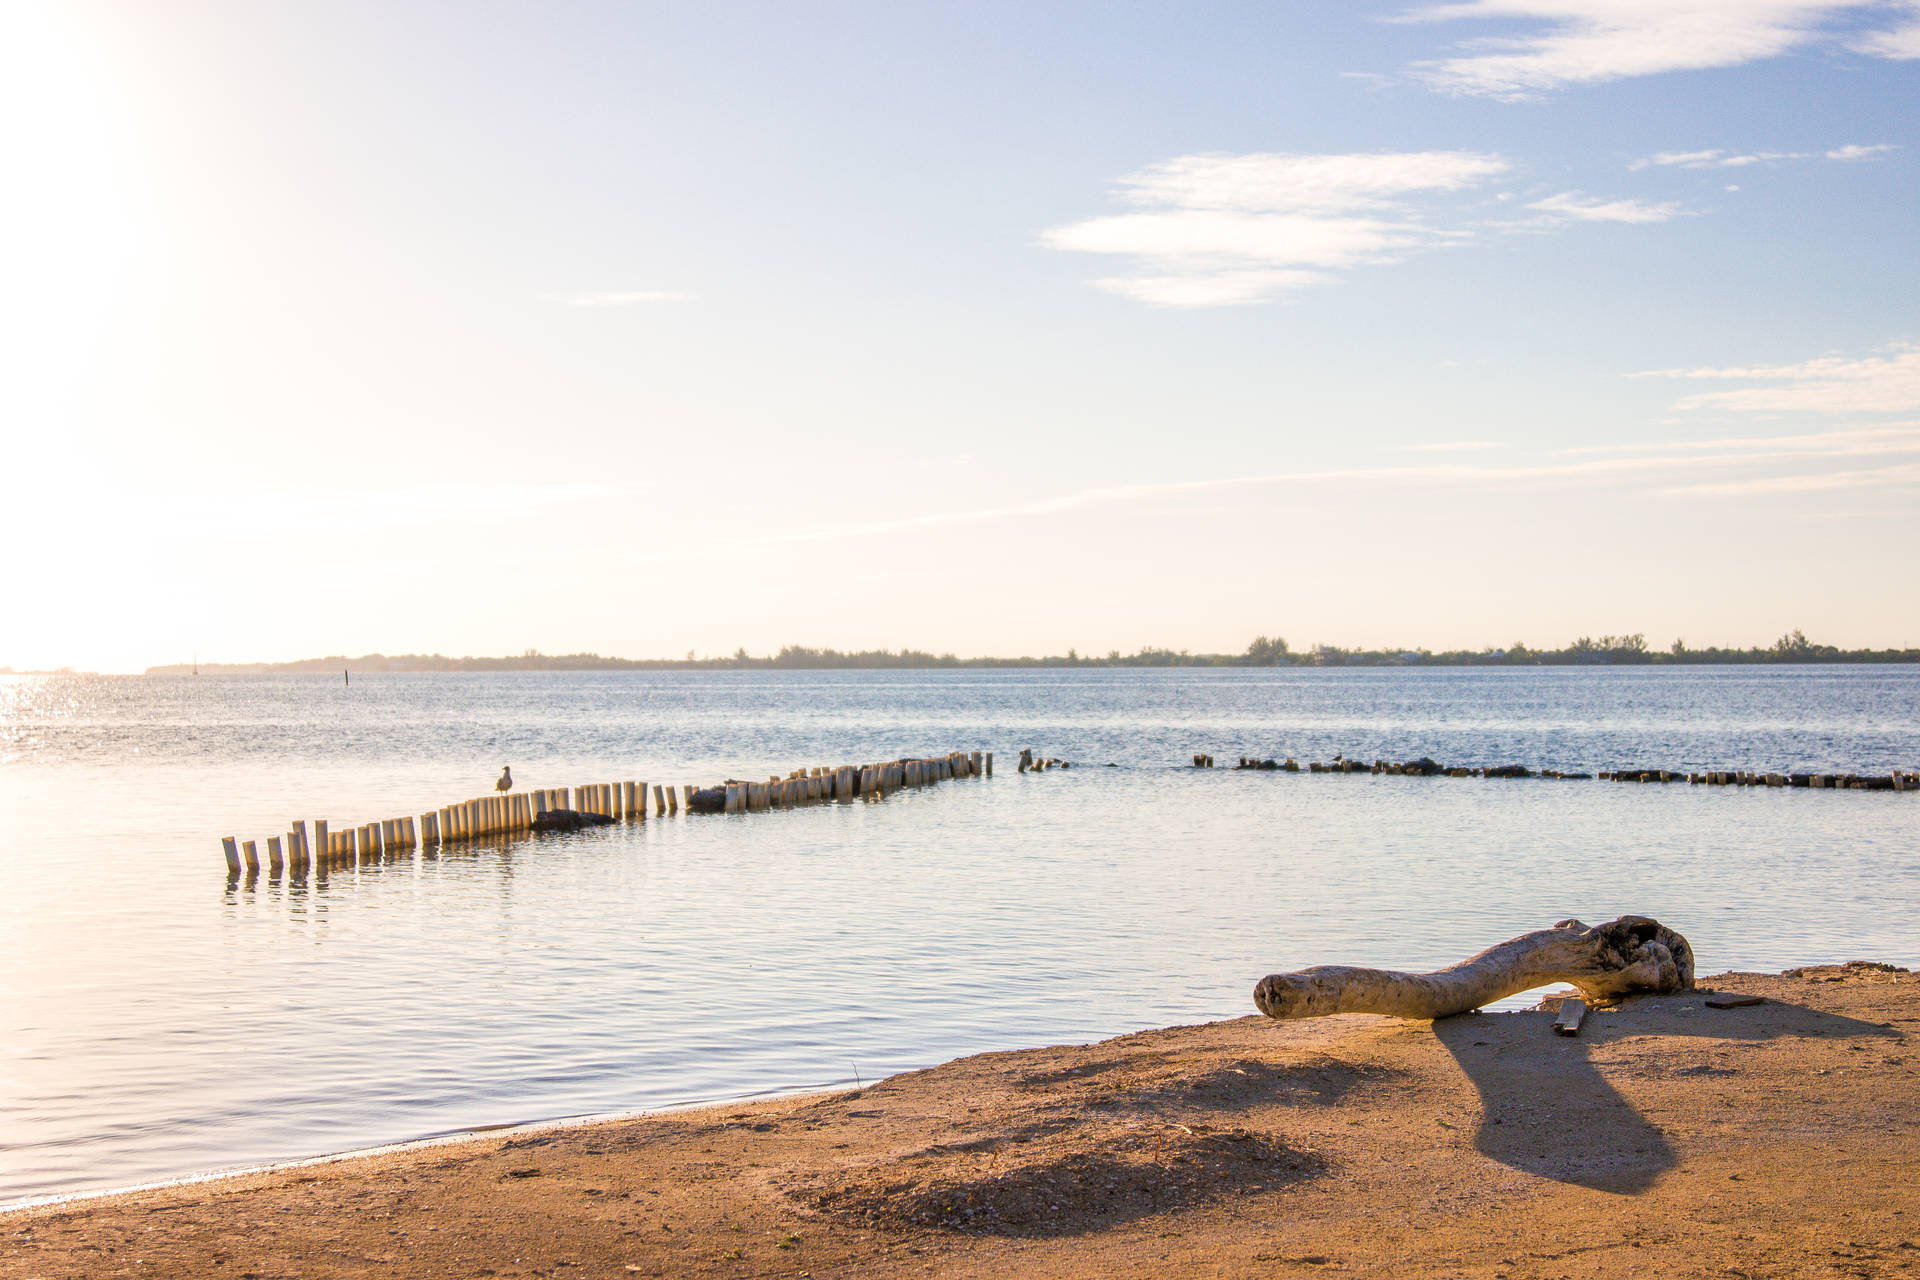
<box><xmin>240</xmin><ymin>839</ymin><xmax>260</xmax><ymax>873</ymax></box>
<box><xmin>267</xmin><ymin>836</ymin><xmax>285</xmax><ymax>874</ymax></box>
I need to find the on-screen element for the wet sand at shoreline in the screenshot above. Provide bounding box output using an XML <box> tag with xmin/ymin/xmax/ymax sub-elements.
<box><xmin>4</xmin><ymin>964</ymin><xmax>1915</xmax><ymax>1279</ymax></box>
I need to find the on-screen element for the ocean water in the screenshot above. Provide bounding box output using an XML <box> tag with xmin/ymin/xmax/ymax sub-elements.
<box><xmin>1</xmin><ymin>666</ymin><xmax>1915</xmax><ymax>1205</ymax></box>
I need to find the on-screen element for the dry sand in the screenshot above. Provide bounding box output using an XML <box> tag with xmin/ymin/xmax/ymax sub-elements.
<box><xmin>4</xmin><ymin>962</ymin><xmax>1916</xmax><ymax>1279</ymax></box>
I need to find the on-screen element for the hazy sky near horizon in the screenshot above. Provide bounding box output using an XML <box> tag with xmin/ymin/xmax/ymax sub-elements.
<box><xmin>6</xmin><ymin>1</ymin><xmax>1918</xmax><ymax>671</ymax></box>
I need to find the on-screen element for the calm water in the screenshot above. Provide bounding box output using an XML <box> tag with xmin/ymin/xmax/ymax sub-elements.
<box><xmin>1</xmin><ymin>667</ymin><xmax>1916</xmax><ymax>1204</ymax></box>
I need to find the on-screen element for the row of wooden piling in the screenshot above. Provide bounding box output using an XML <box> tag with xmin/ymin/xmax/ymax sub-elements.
<box><xmin>222</xmin><ymin>781</ymin><xmax>670</xmax><ymax>875</ymax></box>
<box><xmin>721</xmin><ymin>751</ymin><xmax>989</xmax><ymax>813</ymax></box>
<box><xmin>1607</xmin><ymin>769</ymin><xmax>1917</xmax><ymax>791</ymax></box>
<box><xmin>220</xmin><ymin>751</ymin><xmax>993</xmax><ymax>874</ymax></box>
<box><xmin>1201</xmin><ymin>755</ymin><xmax>1916</xmax><ymax>791</ymax></box>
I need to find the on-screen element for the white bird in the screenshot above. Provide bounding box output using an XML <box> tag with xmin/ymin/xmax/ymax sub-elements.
<box><xmin>496</xmin><ymin>766</ymin><xmax>512</xmax><ymax>793</ymax></box>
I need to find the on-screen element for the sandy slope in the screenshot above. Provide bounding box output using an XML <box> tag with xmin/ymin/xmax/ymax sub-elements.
<box><xmin>4</xmin><ymin>963</ymin><xmax>1916</xmax><ymax>1279</ymax></box>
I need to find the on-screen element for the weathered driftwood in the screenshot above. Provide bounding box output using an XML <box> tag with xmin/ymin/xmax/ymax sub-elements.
<box><xmin>1254</xmin><ymin>916</ymin><xmax>1694</xmax><ymax>1021</ymax></box>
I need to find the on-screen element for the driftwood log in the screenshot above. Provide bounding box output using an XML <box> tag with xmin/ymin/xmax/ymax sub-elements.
<box><xmin>1254</xmin><ymin>916</ymin><xmax>1694</xmax><ymax>1021</ymax></box>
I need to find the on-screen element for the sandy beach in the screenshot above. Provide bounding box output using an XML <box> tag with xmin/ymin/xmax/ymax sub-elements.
<box><xmin>4</xmin><ymin>963</ymin><xmax>1914</xmax><ymax>1279</ymax></box>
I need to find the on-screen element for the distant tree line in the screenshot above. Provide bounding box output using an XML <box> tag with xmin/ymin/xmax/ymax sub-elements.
<box><xmin>141</xmin><ymin>629</ymin><xmax>1919</xmax><ymax>674</ymax></box>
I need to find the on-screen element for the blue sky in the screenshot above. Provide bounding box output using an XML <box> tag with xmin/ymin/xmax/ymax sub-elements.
<box><xmin>5</xmin><ymin>1</ymin><xmax>1918</xmax><ymax>669</ymax></box>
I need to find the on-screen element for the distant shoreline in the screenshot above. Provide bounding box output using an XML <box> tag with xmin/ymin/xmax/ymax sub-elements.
<box><xmin>140</xmin><ymin>632</ymin><xmax>1920</xmax><ymax>675</ymax></box>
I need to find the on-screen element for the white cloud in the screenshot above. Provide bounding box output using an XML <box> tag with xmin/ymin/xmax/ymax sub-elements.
<box><xmin>1629</xmin><ymin>143</ymin><xmax>1894</xmax><ymax>169</ymax></box>
<box><xmin>560</xmin><ymin>290</ymin><xmax>694</xmax><ymax>306</ymax></box>
<box><xmin>1396</xmin><ymin>0</ymin><xmax>1895</xmax><ymax>99</ymax></box>
<box><xmin>1632</xmin><ymin>149</ymin><xmax>1731</xmax><ymax>169</ymax></box>
<box><xmin>1045</xmin><ymin>210</ymin><xmax>1426</xmax><ymax>266</ymax></box>
<box><xmin>1404</xmin><ymin>440</ymin><xmax>1503</xmax><ymax>451</ymax></box>
<box><xmin>1527</xmin><ymin>192</ymin><xmax>1686</xmax><ymax>223</ymax></box>
<box><xmin>1110</xmin><ymin>151</ymin><xmax>1512</xmax><ymax>213</ymax></box>
<box><xmin>1041</xmin><ymin>150</ymin><xmax>1511</xmax><ymax>307</ymax></box>
<box><xmin>1638</xmin><ymin>343</ymin><xmax>1920</xmax><ymax>414</ymax></box>
<box><xmin>1827</xmin><ymin>142</ymin><xmax>1898</xmax><ymax>160</ymax></box>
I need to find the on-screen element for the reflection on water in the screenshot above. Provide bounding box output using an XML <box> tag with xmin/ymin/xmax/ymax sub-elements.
<box><xmin>1</xmin><ymin>667</ymin><xmax>1916</xmax><ymax>1204</ymax></box>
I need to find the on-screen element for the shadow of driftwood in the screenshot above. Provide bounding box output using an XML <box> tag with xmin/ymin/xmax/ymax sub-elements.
<box><xmin>1431</xmin><ymin>996</ymin><xmax>1895</xmax><ymax>1195</ymax></box>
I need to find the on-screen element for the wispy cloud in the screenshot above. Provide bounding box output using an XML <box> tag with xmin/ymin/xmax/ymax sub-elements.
<box><xmin>1664</xmin><ymin>461</ymin><xmax>1920</xmax><ymax>496</ymax></box>
<box><xmin>1395</xmin><ymin>1</ymin><xmax>1901</xmax><ymax>100</ymax></box>
<box><xmin>1636</xmin><ymin>342</ymin><xmax>1920</xmax><ymax>415</ymax></box>
<box><xmin>1559</xmin><ymin>424</ymin><xmax>1920</xmax><ymax>455</ymax></box>
<box><xmin>558</xmin><ymin>290</ymin><xmax>694</xmax><ymax>306</ymax></box>
<box><xmin>1041</xmin><ymin>150</ymin><xmax>1520</xmax><ymax>307</ymax></box>
<box><xmin>710</xmin><ymin>427</ymin><xmax>1920</xmax><ymax>554</ymax></box>
<box><xmin>152</xmin><ymin>482</ymin><xmax>637</xmax><ymax>536</ymax></box>
<box><xmin>1404</xmin><ymin>439</ymin><xmax>1502</xmax><ymax>452</ymax></box>
<box><xmin>1526</xmin><ymin>192</ymin><xmax>1686</xmax><ymax>223</ymax></box>
<box><xmin>1851</xmin><ymin>1</ymin><xmax>1920</xmax><ymax>57</ymax></box>
<box><xmin>1630</xmin><ymin>143</ymin><xmax>1895</xmax><ymax>169</ymax></box>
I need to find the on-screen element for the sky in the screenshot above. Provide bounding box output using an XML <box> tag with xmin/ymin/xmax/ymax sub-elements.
<box><xmin>4</xmin><ymin>0</ymin><xmax>1918</xmax><ymax>671</ymax></box>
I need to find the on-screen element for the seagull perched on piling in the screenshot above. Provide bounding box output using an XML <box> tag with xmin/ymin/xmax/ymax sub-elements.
<box><xmin>496</xmin><ymin>766</ymin><xmax>512</xmax><ymax>792</ymax></box>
